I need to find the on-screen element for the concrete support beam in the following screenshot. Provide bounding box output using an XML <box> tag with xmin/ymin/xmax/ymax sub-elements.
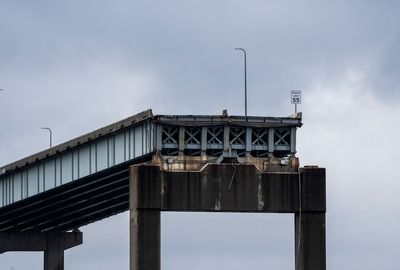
<box><xmin>129</xmin><ymin>164</ymin><xmax>325</xmax><ymax>270</ymax></box>
<box><xmin>295</xmin><ymin>167</ymin><xmax>326</xmax><ymax>270</ymax></box>
<box><xmin>0</xmin><ymin>232</ymin><xmax>82</xmax><ymax>270</ymax></box>
<box><xmin>0</xmin><ymin>232</ymin><xmax>82</xmax><ymax>252</ymax></box>
<box><xmin>161</xmin><ymin>166</ymin><xmax>325</xmax><ymax>213</ymax></box>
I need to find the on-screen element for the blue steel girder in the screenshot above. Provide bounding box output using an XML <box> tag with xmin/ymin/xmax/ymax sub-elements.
<box><xmin>274</xmin><ymin>128</ymin><xmax>291</xmax><ymax>152</ymax></box>
<box><xmin>0</xmin><ymin>110</ymin><xmax>302</xmax><ymax>210</ymax></box>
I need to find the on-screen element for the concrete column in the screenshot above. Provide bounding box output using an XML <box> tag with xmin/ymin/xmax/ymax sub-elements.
<box><xmin>128</xmin><ymin>164</ymin><xmax>325</xmax><ymax>270</ymax></box>
<box><xmin>44</xmin><ymin>234</ymin><xmax>64</xmax><ymax>270</ymax></box>
<box><xmin>130</xmin><ymin>209</ymin><xmax>160</xmax><ymax>270</ymax></box>
<box><xmin>295</xmin><ymin>212</ymin><xmax>326</xmax><ymax>270</ymax></box>
<box><xmin>295</xmin><ymin>167</ymin><xmax>326</xmax><ymax>270</ymax></box>
<box><xmin>129</xmin><ymin>165</ymin><xmax>162</xmax><ymax>270</ymax></box>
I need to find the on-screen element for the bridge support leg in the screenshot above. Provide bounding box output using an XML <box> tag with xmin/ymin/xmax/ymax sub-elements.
<box><xmin>129</xmin><ymin>166</ymin><xmax>161</xmax><ymax>270</ymax></box>
<box><xmin>129</xmin><ymin>164</ymin><xmax>325</xmax><ymax>270</ymax></box>
<box><xmin>295</xmin><ymin>213</ymin><xmax>326</xmax><ymax>270</ymax></box>
<box><xmin>295</xmin><ymin>167</ymin><xmax>326</xmax><ymax>270</ymax></box>
<box><xmin>44</xmin><ymin>233</ymin><xmax>65</xmax><ymax>270</ymax></box>
<box><xmin>0</xmin><ymin>232</ymin><xmax>82</xmax><ymax>270</ymax></box>
<box><xmin>130</xmin><ymin>209</ymin><xmax>160</xmax><ymax>270</ymax></box>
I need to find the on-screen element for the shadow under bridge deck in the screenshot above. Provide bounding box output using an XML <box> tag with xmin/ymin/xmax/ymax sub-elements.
<box><xmin>0</xmin><ymin>109</ymin><xmax>302</xmax><ymax>232</ymax></box>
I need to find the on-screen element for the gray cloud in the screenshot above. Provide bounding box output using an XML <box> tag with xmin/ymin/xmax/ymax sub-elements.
<box><xmin>1</xmin><ymin>1</ymin><xmax>400</xmax><ymax>269</ymax></box>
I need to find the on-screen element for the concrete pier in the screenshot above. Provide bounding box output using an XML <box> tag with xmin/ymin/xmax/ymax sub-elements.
<box><xmin>295</xmin><ymin>167</ymin><xmax>326</xmax><ymax>270</ymax></box>
<box><xmin>129</xmin><ymin>166</ymin><xmax>161</xmax><ymax>270</ymax></box>
<box><xmin>0</xmin><ymin>232</ymin><xmax>82</xmax><ymax>270</ymax></box>
<box><xmin>129</xmin><ymin>164</ymin><xmax>326</xmax><ymax>270</ymax></box>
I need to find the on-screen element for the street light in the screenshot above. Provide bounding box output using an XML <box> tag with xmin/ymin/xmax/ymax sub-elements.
<box><xmin>234</xmin><ymin>48</ymin><xmax>247</xmax><ymax>117</ymax></box>
<box><xmin>41</xmin><ymin>127</ymin><xmax>53</xmax><ymax>148</ymax></box>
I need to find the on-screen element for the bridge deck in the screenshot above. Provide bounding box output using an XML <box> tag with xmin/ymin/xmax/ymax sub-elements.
<box><xmin>0</xmin><ymin>109</ymin><xmax>302</xmax><ymax>231</ymax></box>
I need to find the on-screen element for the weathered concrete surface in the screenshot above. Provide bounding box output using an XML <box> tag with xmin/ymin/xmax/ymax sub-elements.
<box><xmin>299</xmin><ymin>167</ymin><xmax>326</xmax><ymax>212</ymax></box>
<box><xmin>130</xmin><ymin>164</ymin><xmax>325</xmax><ymax>213</ymax></box>
<box><xmin>0</xmin><ymin>232</ymin><xmax>82</xmax><ymax>252</ymax></box>
<box><xmin>129</xmin><ymin>166</ymin><xmax>161</xmax><ymax>270</ymax></box>
<box><xmin>0</xmin><ymin>232</ymin><xmax>82</xmax><ymax>270</ymax></box>
<box><xmin>130</xmin><ymin>164</ymin><xmax>326</xmax><ymax>270</ymax></box>
<box><xmin>295</xmin><ymin>213</ymin><xmax>326</xmax><ymax>270</ymax></box>
<box><xmin>130</xmin><ymin>209</ymin><xmax>160</xmax><ymax>270</ymax></box>
<box><xmin>44</xmin><ymin>234</ymin><xmax>64</xmax><ymax>270</ymax></box>
<box><xmin>295</xmin><ymin>167</ymin><xmax>326</xmax><ymax>270</ymax></box>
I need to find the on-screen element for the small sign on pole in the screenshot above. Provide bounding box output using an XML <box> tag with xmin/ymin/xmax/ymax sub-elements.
<box><xmin>291</xmin><ymin>90</ymin><xmax>301</xmax><ymax>113</ymax></box>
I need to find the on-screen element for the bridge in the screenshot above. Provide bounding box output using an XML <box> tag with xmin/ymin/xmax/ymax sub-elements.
<box><xmin>0</xmin><ymin>109</ymin><xmax>325</xmax><ymax>270</ymax></box>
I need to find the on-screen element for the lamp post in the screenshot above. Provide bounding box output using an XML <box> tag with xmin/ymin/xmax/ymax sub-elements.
<box><xmin>234</xmin><ymin>48</ymin><xmax>247</xmax><ymax>117</ymax></box>
<box><xmin>41</xmin><ymin>127</ymin><xmax>53</xmax><ymax>148</ymax></box>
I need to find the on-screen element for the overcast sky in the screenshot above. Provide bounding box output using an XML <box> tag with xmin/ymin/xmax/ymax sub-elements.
<box><xmin>1</xmin><ymin>1</ymin><xmax>400</xmax><ymax>269</ymax></box>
